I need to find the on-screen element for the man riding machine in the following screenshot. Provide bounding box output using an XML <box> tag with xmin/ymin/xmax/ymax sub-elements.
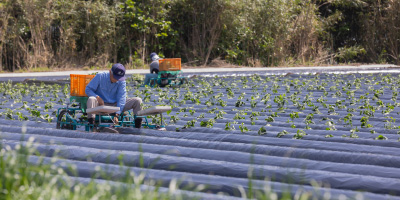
<box><xmin>143</xmin><ymin>53</ymin><xmax>187</xmax><ymax>87</ymax></box>
<box><xmin>56</xmin><ymin>63</ymin><xmax>170</xmax><ymax>132</ymax></box>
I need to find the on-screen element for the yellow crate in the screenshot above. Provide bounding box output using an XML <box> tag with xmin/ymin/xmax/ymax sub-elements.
<box><xmin>159</xmin><ymin>58</ymin><xmax>181</xmax><ymax>71</ymax></box>
<box><xmin>70</xmin><ymin>74</ymin><xmax>95</xmax><ymax>96</ymax></box>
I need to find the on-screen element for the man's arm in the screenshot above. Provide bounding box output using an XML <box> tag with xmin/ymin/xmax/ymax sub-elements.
<box><xmin>116</xmin><ymin>81</ymin><xmax>127</xmax><ymax>115</ymax></box>
<box><xmin>85</xmin><ymin>74</ymin><xmax>100</xmax><ymax>97</ymax></box>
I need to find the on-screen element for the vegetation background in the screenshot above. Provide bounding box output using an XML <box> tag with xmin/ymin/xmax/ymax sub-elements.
<box><xmin>0</xmin><ymin>0</ymin><xmax>399</xmax><ymax>72</ymax></box>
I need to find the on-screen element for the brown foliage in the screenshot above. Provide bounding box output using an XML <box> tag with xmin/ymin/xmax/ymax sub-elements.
<box><xmin>361</xmin><ymin>0</ymin><xmax>400</xmax><ymax>65</ymax></box>
<box><xmin>1</xmin><ymin>0</ymin><xmax>399</xmax><ymax>71</ymax></box>
<box><xmin>285</xmin><ymin>1</ymin><xmax>323</xmax><ymax>65</ymax></box>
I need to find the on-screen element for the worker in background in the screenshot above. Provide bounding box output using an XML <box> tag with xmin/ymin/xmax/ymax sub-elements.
<box><xmin>143</xmin><ymin>52</ymin><xmax>160</xmax><ymax>86</ymax></box>
<box><xmin>85</xmin><ymin>63</ymin><xmax>143</xmax><ymax>128</ymax></box>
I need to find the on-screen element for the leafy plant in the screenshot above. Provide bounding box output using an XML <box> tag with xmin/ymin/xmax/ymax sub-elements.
<box><xmin>250</xmin><ymin>100</ymin><xmax>257</xmax><ymax>108</ymax></box>
<box><xmin>258</xmin><ymin>126</ymin><xmax>267</xmax><ymax>135</ymax></box>
<box><xmin>170</xmin><ymin>116</ymin><xmax>180</xmax><ymax>123</ymax></box>
<box><xmin>15</xmin><ymin>111</ymin><xmax>28</xmax><ymax>121</ymax></box>
<box><xmin>265</xmin><ymin>116</ymin><xmax>274</xmax><ymax>122</ymax></box>
<box><xmin>375</xmin><ymin>135</ymin><xmax>388</xmax><ymax>140</ymax></box>
<box><xmin>235</xmin><ymin>100</ymin><xmax>245</xmax><ymax>107</ymax></box>
<box><xmin>197</xmin><ymin>114</ymin><xmax>205</xmax><ymax>119</ymax></box>
<box><xmin>293</xmin><ymin>130</ymin><xmax>307</xmax><ymax>139</ymax></box>
<box><xmin>41</xmin><ymin>114</ymin><xmax>53</xmax><ymax>123</ymax></box>
<box><xmin>214</xmin><ymin>110</ymin><xmax>227</xmax><ymax>119</ymax></box>
<box><xmin>343</xmin><ymin>113</ymin><xmax>353</xmax><ymax>127</ymax></box>
<box><xmin>44</xmin><ymin>102</ymin><xmax>54</xmax><ymax>111</ymax></box>
<box><xmin>270</xmin><ymin>112</ymin><xmax>280</xmax><ymax>118</ymax></box>
<box><xmin>189</xmin><ymin>109</ymin><xmax>196</xmax><ymax>116</ymax></box>
<box><xmin>349</xmin><ymin>132</ymin><xmax>359</xmax><ymax>139</ymax></box>
<box><xmin>325</xmin><ymin>119</ymin><xmax>337</xmax><ymax>131</ymax></box>
<box><xmin>360</xmin><ymin>116</ymin><xmax>373</xmax><ymax>128</ymax></box>
<box><xmin>233</xmin><ymin>113</ymin><xmax>246</xmax><ymax>120</ymax></box>
<box><xmin>200</xmin><ymin>119</ymin><xmax>216</xmax><ymax>128</ymax></box>
<box><xmin>239</xmin><ymin>123</ymin><xmax>249</xmax><ymax>133</ymax></box>
<box><xmin>277</xmin><ymin>130</ymin><xmax>289</xmax><ymax>138</ymax></box>
<box><xmin>183</xmin><ymin>119</ymin><xmax>197</xmax><ymax>129</ymax></box>
<box><xmin>384</xmin><ymin>117</ymin><xmax>397</xmax><ymax>130</ymax></box>
<box><xmin>4</xmin><ymin>108</ymin><xmax>14</xmax><ymax>120</ymax></box>
<box><xmin>225</xmin><ymin>121</ymin><xmax>237</xmax><ymax>131</ymax></box>
<box><xmin>274</xmin><ymin>94</ymin><xmax>287</xmax><ymax>110</ymax></box>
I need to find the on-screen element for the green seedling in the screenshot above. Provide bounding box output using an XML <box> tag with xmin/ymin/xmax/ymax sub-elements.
<box><xmin>277</xmin><ymin>130</ymin><xmax>289</xmax><ymax>138</ymax></box>
<box><xmin>289</xmin><ymin>111</ymin><xmax>299</xmax><ymax>127</ymax></box>
<box><xmin>183</xmin><ymin>119</ymin><xmax>197</xmax><ymax>129</ymax></box>
<box><xmin>360</xmin><ymin>116</ymin><xmax>373</xmax><ymax>128</ymax></box>
<box><xmin>258</xmin><ymin>126</ymin><xmax>267</xmax><ymax>135</ymax></box>
<box><xmin>225</xmin><ymin>121</ymin><xmax>237</xmax><ymax>131</ymax></box>
<box><xmin>170</xmin><ymin>116</ymin><xmax>180</xmax><ymax>123</ymax></box>
<box><xmin>214</xmin><ymin>110</ymin><xmax>226</xmax><ymax>119</ymax></box>
<box><xmin>239</xmin><ymin>123</ymin><xmax>249</xmax><ymax>133</ymax></box>
<box><xmin>233</xmin><ymin>113</ymin><xmax>245</xmax><ymax>120</ymax></box>
<box><xmin>384</xmin><ymin>117</ymin><xmax>397</xmax><ymax>130</ymax></box>
<box><xmin>343</xmin><ymin>113</ymin><xmax>353</xmax><ymax>127</ymax></box>
<box><xmin>293</xmin><ymin>130</ymin><xmax>307</xmax><ymax>139</ymax></box>
<box><xmin>197</xmin><ymin>114</ymin><xmax>205</xmax><ymax>119</ymax></box>
<box><xmin>325</xmin><ymin>120</ymin><xmax>337</xmax><ymax>131</ymax></box>
<box><xmin>265</xmin><ymin>116</ymin><xmax>274</xmax><ymax>122</ymax></box>
<box><xmin>375</xmin><ymin>135</ymin><xmax>388</xmax><ymax>140</ymax></box>
<box><xmin>235</xmin><ymin>100</ymin><xmax>245</xmax><ymax>107</ymax></box>
<box><xmin>200</xmin><ymin>119</ymin><xmax>215</xmax><ymax>128</ymax></box>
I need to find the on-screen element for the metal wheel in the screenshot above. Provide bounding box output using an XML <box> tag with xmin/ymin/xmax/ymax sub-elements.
<box><xmin>56</xmin><ymin>110</ymin><xmax>74</xmax><ymax>130</ymax></box>
<box><xmin>160</xmin><ymin>79</ymin><xmax>169</xmax><ymax>87</ymax></box>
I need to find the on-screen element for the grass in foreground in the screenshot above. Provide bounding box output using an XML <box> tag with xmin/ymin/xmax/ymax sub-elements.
<box><xmin>0</xmin><ymin>139</ymin><xmax>179</xmax><ymax>200</ymax></box>
<box><xmin>0</xmin><ymin>139</ymin><xmax>364</xmax><ymax>200</ymax></box>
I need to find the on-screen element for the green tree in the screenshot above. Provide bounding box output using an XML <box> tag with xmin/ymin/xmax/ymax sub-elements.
<box><xmin>1</xmin><ymin>0</ymin><xmax>399</xmax><ymax>71</ymax></box>
<box><xmin>169</xmin><ymin>0</ymin><xmax>227</xmax><ymax>65</ymax></box>
<box><xmin>218</xmin><ymin>0</ymin><xmax>324</xmax><ymax>67</ymax></box>
<box><xmin>122</xmin><ymin>0</ymin><xmax>176</xmax><ymax>66</ymax></box>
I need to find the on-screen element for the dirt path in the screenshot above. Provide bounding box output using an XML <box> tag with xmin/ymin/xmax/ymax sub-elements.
<box><xmin>0</xmin><ymin>64</ymin><xmax>397</xmax><ymax>82</ymax></box>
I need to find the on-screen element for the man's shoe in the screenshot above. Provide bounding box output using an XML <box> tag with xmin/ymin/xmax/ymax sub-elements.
<box><xmin>134</xmin><ymin>118</ymin><xmax>143</xmax><ymax>128</ymax></box>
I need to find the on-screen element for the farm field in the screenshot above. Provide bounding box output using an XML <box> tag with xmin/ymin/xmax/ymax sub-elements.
<box><xmin>1</xmin><ymin>69</ymin><xmax>400</xmax><ymax>199</ymax></box>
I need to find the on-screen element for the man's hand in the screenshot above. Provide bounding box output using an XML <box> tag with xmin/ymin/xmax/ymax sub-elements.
<box><xmin>96</xmin><ymin>96</ymin><xmax>104</xmax><ymax>105</ymax></box>
<box><xmin>113</xmin><ymin>114</ymin><xmax>119</xmax><ymax>125</ymax></box>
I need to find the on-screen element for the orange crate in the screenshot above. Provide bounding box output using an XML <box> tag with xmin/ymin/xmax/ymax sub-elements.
<box><xmin>70</xmin><ymin>74</ymin><xmax>95</xmax><ymax>96</ymax></box>
<box><xmin>159</xmin><ymin>58</ymin><xmax>181</xmax><ymax>71</ymax></box>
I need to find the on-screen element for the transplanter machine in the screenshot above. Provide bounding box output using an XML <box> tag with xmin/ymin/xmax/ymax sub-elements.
<box><xmin>56</xmin><ymin>74</ymin><xmax>171</xmax><ymax>132</ymax></box>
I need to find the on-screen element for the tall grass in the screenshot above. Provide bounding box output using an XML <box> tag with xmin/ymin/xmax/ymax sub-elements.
<box><xmin>0</xmin><ymin>138</ymin><xmax>179</xmax><ymax>200</ymax></box>
<box><xmin>1</xmin><ymin>138</ymin><xmax>361</xmax><ymax>200</ymax></box>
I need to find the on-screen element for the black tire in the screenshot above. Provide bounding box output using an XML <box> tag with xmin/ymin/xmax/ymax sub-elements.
<box><xmin>56</xmin><ymin>110</ymin><xmax>74</xmax><ymax>130</ymax></box>
<box><xmin>160</xmin><ymin>79</ymin><xmax>169</xmax><ymax>87</ymax></box>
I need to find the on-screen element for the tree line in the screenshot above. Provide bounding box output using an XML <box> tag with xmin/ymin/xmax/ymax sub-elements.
<box><xmin>0</xmin><ymin>0</ymin><xmax>399</xmax><ymax>72</ymax></box>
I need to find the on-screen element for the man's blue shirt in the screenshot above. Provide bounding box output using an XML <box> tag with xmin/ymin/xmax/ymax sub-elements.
<box><xmin>85</xmin><ymin>72</ymin><xmax>126</xmax><ymax>114</ymax></box>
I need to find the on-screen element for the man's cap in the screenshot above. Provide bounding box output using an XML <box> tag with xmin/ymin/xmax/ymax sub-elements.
<box><xmin>150</xmin><ymin>52</ymin><xmax>160</xmax><ymax>61</ymax></box>
<box><xmin>111</xmin><ymin>63</ymin><xmax>126</xmax><ymax>81</ymax></box>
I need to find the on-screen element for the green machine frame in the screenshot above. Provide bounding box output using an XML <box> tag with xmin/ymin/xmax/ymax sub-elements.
<box><xmin>149</xmin><ymin>70</ymin><xmax>187</xmax><ymax>87</ymax></box>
